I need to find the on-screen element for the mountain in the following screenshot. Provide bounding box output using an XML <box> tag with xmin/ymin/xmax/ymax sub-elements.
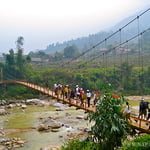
<box><xmin>43</xmin><ymin>8</ymin><xmax>150</xmax><ymax>54</ymax></box>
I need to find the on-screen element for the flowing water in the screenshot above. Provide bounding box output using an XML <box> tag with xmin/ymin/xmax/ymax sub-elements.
<box><xmin>0</xmin><ymin>105</ymin><xmax>90</xmax><ymax>150</ymax></box>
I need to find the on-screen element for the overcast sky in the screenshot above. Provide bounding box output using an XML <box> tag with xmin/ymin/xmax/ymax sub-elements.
<box><xmin>0</xmin><ymin>0</ymin><xmax>150</xmax><ymax>54</ymax></box>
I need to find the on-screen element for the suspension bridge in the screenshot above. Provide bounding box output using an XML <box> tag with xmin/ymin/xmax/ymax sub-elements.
<box><xmin>0</xmin><ymin>80</ymin><xmax>149</xmax><ymax>134</ymax></box>
<box><xmin>0</xmin><ymin>9</ymin><xmax>150</xmax><ymax>134</ymax></box>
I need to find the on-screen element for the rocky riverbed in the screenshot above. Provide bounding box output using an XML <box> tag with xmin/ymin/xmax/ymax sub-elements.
<box><xmin>0</xmin><ymin>95</ymin><xmax>150</xmax><ymax>150</ymax></box>
<box><xmin>0</xmin><ymin>98</ymin><xmax>91</xmax><ymax>150</ymax></box>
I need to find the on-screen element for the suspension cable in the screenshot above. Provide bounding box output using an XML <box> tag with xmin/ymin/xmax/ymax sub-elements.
<box><xmin>140</xmin><ymin>33</ymin><xmax>144</xmax><ymax>95</ymax></box>
<box><xmin>80</xmin><ymin>27</ymin><xmax>150</xmax><ymax>66</ymax></box>
<box><xmin>62</xmin><ymin>8</ymin><xmax>150</xmax><ymax>66</ymax></box>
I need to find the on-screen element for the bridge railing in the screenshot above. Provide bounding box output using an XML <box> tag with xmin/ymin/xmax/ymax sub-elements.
<box><xmin>0</xmin><ymin>80</ymin><xmax>149</xmax><ymax>133</ymax></box>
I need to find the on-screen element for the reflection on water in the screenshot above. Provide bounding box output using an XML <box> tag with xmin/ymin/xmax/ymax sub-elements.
<box><xmin>0</xmin><ymin>105</ymin><xmax>90</xmax><ymax>150</ymax></box>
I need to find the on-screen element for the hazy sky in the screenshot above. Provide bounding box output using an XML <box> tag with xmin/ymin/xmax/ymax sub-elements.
<box><xmin>0</xmin><ymin>0</ymin><xmax>150</xmax><ymax>54</ymax></box>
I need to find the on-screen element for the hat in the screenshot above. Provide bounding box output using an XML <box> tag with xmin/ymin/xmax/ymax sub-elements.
<box><xmin>141</xmin><ymin>98</ymin><xmax>144</xmax><ymax>101</ymax></box>
<box><xmin>87</xmin><ymin>90</ymin><xmax>89</xmax><ymax>92</ymax></box>
<box><xmin>76</xmin><ymin>85</ymin><xmax>79</xmax><ymax>87</ymax></box>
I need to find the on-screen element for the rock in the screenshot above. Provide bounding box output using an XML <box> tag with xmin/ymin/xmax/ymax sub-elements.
<box><xmin>0</xmin><ymin>100</ymin><xmax>7</xmax><ymax>106</ymax></box>
<box><xmin>0</xmin><ymin>130</ymin><xmax>5</xmax><ymax>137</ymax></box>
<box><xmin>26</xmin><ymin>99</ymin><xmax>46</xmax><ymax>106</ymax></box>
<box><xmin>0</xmin><ymin>109</ymin><xmax>7</xmax><ymax>115</ymax></box>
<box><xmin>55</xmin><ymin>104</ymin><xmax>66</xmax><ymax>111</ymax></box>
<box><xmin>47</xmin><ymin>121</ymin><xmax>62</xmax><ymax>129</ymax></box>
<box><xmin>7</xmin><ymin>104</ymin><xmax>15</xmax><ymax>109</ymax></box>
<box><xmin>65</xmin><ymin>113</ymin><xmax>71</xmax><ymax>116</ymax></box>
<box><xmin>21</xmin><ymin>104</ymin><xmax>27</xmax><ymax>109</ymax></box>
<box><xmin>55</xmin><ymin>108</ymin><xmax>65</xmax><ymax>111</ymax></box>
<box><xmin>51</xmin><ymin>129</ymin><xmax>59</xmax><ymax>132</ymax></box>
<box><xmin>0</xmin><ymin>145</ymin><xmax>6</xmax><ymax>150</ymax></box>
<box><xmin>16</xmin><ymin>103</ymin><xmax>21</xmax><ymax>107</ymax></box>
<box><xmin>38</xmin><ymin>118</ymin><xmax>63</xmax><ymax>131</ymax></box>
<box><xmin>48</xmin><ymin>116</ymin><xmax>58</xmax><ymax>120</ymax></box>
<box><xmin>0</xmin><ymin>106</ymin><xmax>5</xmax><ymax>109</ymax></box>
<box><xmin>0</xmin><ymin>137</ymin><xmax>26</xmax><ymax>149</ymax></box>
<box><xmin>52</xmin><ymin>103</ymin><xmax>64</xmax><ymax>107</ymax></box>
<box><xmin>59</xmin><ymin>135</ymin><xmax>63</xmax><ymax>138</ymax></box>
<box><xmin>17</xmin><ymin>140</ymin><xmax>25</xmax><ymax>144</ymax></box>
<box><xmin>0</xmin><ymin>138</ymin><xmax>5</xmax><ymax>143</ymax></box>
<box><xmin>76</xmin><ymin>115</ymin><xmax>84</xmax><ymax>119</ymax></box>
<box><xmin>37</xmin><ymin>124</ymin><xmax>48</xmax><ymax>131</ymax></box>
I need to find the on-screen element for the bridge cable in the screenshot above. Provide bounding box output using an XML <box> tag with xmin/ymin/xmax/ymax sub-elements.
<box><xmin>78</xmin><ymin>27</ymin><xmax>150</xmax><ymax>69</ymax></box>
<box><xmin>119</xmin><ymin>29</ymin><xmax>123</xmax><ymax>87</ymax></box>
<box><xmin>61</xmin><ymin>8</ymin><xmax>150</xmax><ymax>66</ymax></box>
<box><xmin>140</xmin><ymin>33</ymin><xmax>144</xmax><ymax>95</ymax></box>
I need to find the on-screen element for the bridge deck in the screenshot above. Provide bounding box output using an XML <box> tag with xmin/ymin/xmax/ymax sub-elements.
<box><xmin>0</xmin><ymin>80</ymin><xmax>149</xmax><ymax>134</ymax></box>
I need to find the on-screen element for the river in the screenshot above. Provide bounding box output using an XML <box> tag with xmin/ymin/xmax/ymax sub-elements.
<box><xmin>0</xmin><ymin>103</ymin><xmax>91</xmax><ymax>150</ymax></box>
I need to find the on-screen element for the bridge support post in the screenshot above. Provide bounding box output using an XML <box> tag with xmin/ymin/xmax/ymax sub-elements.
<box><xmin>139</xmin><ymin>119</ymin><xmax>142</xmax><ymax>128</ymax></box>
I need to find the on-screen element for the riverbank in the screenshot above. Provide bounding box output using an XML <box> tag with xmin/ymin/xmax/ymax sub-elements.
<box><xmin>0</xmin><ymin>98</ymin><xmax>91</xmax><ymax>150</ymax></box>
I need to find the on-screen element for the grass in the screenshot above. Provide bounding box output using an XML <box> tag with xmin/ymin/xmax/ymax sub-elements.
<box><xmin>128</xmin><ymin>100</ymin><xmax>150</xmax><ymax>107</ymax></box>
<box><xmin>120</xmin><ymin>134</ymin><xmax>150</xmax><ymax>150</ymax></box>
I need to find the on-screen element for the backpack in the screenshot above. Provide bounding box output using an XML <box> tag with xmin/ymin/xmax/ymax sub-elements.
<box><xmin>140</xmin><ymin>101</ymin><xmax>146</xmax><ymax>110</ymax></box>
<box><xmin>140</xmin><ymin>101</ymin><xmax>149</xmax><ymax>110</ymax></box>
<box><xmin>144</xmin><ymin>102</ymin><xmax>149</xmax><ymax>109</ymax></box>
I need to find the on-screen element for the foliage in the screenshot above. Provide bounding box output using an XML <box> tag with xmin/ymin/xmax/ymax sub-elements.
<box><xmin>16</xmin><ymin>36</ymin><xmax>24</xmax><ymax>49</ymax></box>
<box><xmin>64</xmin><ymin>45</ymin><xmax>80</xmax><ymax>58</ymax></box>
<box><xmin>120</xmin><ymin>134</ymin><xmax>150</xmax><ymax>150</ymax></box>
<box><xmin>89</xmin><ymin>84</ymin><xmax>128</xmax><ymax>150</ymax></box>
<box><xmin>0</xmin><ymin>84</ymin><xmax>39</xmax><ymax>99</ymax></box>
<box><xmin>62</xmin><ymin>138</ymin><xmax>99</xmax><ymax>150</ymax></box>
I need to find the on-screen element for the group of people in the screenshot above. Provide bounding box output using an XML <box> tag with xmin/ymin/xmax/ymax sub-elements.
<box><xmin>125</xmin><ymin>99</ymin><xmax>150</xmax><ymax>121</ymax></box>
<box><xmin>53</xmin><ymin>83</ymin><xmax>150</xmax><ymax>121</ymax></box>
<box><xmin>53</xmin><ymin>83</ymin><xmax>99</xmax><ymax>107</ymax></box>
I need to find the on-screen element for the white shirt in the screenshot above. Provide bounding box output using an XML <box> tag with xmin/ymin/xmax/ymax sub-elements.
<box><xmin>86</xmin><ymin>92</ymin><xmax>91</xmax><ymax>98</ymax></box>
<box><xmin>125</xmin><ymin>105</ymin><xmax>131</xmax><ymax>114</ymax></box>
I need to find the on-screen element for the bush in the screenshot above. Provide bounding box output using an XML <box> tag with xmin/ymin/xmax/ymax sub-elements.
<box><xmin>89</xmin><ymin>84</ymin><xmax>128</xmax><ymax>150</ymax></box>
<box><xmin>61</xmin><ymin>138</ymin><xmax>98</xmax><ymax>150</ymax></box>
<box><xmin>120</xmin><ymin>134</ymin><xmax>150</xmax><ymax>150</ymax></box>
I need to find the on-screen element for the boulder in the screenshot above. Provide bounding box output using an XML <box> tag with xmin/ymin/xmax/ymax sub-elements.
<box><xmin>37</xmin><ymin>124</ymin><xmax>48</xmax><ymax>131</ymax></box>
<box><xmin>0</xmin><ymin>130</ymin><xmax>5</xmax><ymax>137</ymax></box>
<box><xmin>7</xmin><ymin>104</ymin><xmax>15</xmax><ymax>109</ymax></box>
<box><xmin>0</xmin><ymin>100</ymin><xmax>7</xmax><ymax>105</ymax></box>
<box><xmin>21</xmin><ymin>104</ymin><xmax>27</xmax><ymax>109</ymax></box>
<box><xmin>51</xmin><ymin>129</ymin><xmax>59</xmax><ymax>132</ymax></box>
<box><xmin>52</xmin><ymin>103</ymin><xmax>64</xmax><ymax>107</ymax></box>
<box><xmin>76</xmin><ymin>115</ymin><xmax>84</xmax><ymax>119</ymax></box>
<box><xmin>38</xmin><ymin>118</ymin><xmax>63</xmax><ymax>131</ymax></box>
<box><xmin>45</xmin><ymin>120</ymin><xmax>62</xmax><ymax>129</ymax></box>
<box><xmin>26</xmin><ymin>99</ymin><xmax>41</xmax><ymax>104</ymax></box>
<box><xmin>0</xmin><ymin>109</ymin><xmax>7</xmax><ymax>115</ymax></box>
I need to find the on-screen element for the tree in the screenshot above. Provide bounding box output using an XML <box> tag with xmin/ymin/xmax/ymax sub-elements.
<box><xmin>64</xmin><ymin>45</ymin><xmax>79</xmax><ymax>58</ymax></box>
<box><xmin>2</xmin><ymin>49</ymin><xmax>17</xmax><ymax>79</ymax></box>
<box><xmin>16</xmin><ymin>36</ymin><xmax>25</xmax><ymax>78</ymax></box>
<box><xmin>16</xmin><ymin>36</ymin><xmax>24</xmax><ymax>49</ymax></box>
<box><xmin>89</xmin><ymin>84</ymin><xmax>128</xmax><ymax>150</ymax></box>
<box><xmin>26</xmin><ymin>55</ymin><xmax>31</xmax><ymax>63</ymax></box>
<box><xmin>5</xmin><ymin>49</ymin><xmax>15</xmax><ymax>67</ymax></box>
